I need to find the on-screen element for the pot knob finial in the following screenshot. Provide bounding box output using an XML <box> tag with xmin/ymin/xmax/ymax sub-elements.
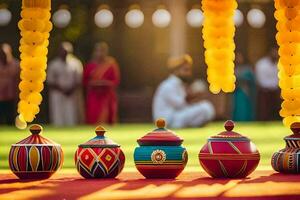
<box><xmin>156</xmin><ymin>118</ymin><xmax>166</xmax><ymax>129</ymax></box>
<box><xmin>29</xmin><ymin>124</ymin><xmax>43</xmax><ymax>135</ymax></box>
<box><xmin>95</xmin><ymin>125</ymin><xmax>106</xmax><ymax>136</ymax></box>
<box><xmin>290</xmin><ymin>122</ymin><xmax>300</xmax><ymax>135</ymax></box>
<box><xmin>224</xmin><ymin>120</ymin><xmax>235</xmax><ymax>131</ymax></box>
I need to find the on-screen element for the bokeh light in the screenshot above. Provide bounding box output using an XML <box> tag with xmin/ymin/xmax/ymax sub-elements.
<box><xmin>186</xmin><ymin>8</ymin><xmax>203</xmax><ymax>28</ymax></box>
<box><xmin>0</xmin><ymin>8</ymin><xmax>12</xmax><ymax>26</ymax></box>
<box><xmin>52</xmin><ymin>8</ymin><xmax>71</xmax><ymax>28</ymax></box>
<box><xmin>247</xmin><ymin>8</ymin><xmax>266</xmax><ymax>28</ymax></box>
<box><xmin>125</xmin><ymin>8</ymin><xmax>144</xmax><ymax>28</ymax></box>
<box><xmin>95</xmin><ymin>8</ymin><xmax>114</xmax><ymax>28</ymax></box>
<box><xmin>234</xmin><ymin>9</ymin><xmax>244</xmax><ymax>27</ymax></box>
<box><xmin>152</xmin><ymin>8</ymin><xmax>171</xmax><ymax>28</ymax></box>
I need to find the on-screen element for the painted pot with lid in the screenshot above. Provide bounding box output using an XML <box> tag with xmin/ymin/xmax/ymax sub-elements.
<box><xmin>199</xmin><ymin>120</ymin><xmax>260</xmax><ymax>178</ymax></box>
<box><xmin>272</xmin><ymin>122</ymin><xmax>300</xmax><ymax>173</ymax></box>
<box><xmin>134</xmin><ymin>119</ymin><xmax>188</xmax><ymax>179</ymax></box>
<box><xmin>9</xmin><ymin>124</ymin><xmax>64</xmax><ymax>179</ymax></box>
<box><xmin>75</xmin><ymin>125</ymin><xmax>125</xmax><ymax>178</ymax></box>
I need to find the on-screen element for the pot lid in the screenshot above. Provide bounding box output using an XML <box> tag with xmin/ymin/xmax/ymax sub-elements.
<box><xmin>208</xmin><ymin>120</ymin><xmax>250</xmax><ymax>142</ymax></box>
<box><xmin>14</xmin><ymin>124</ymin><xmax>59</xmax><ymax>145</ymax></box>
<box><xmin>79</xmin><ymin>125</ymin><xmax>120</xmax><ymax>148</ymax></box>
<box><xmin>137</xmin><ymin>119</ymin><xmax>183</xmax><ymax>146</ymax></box>
<box><xmin>285</xmin><ymin>122</ymin><xmax>300</xmax><ymax>140</ymax></box>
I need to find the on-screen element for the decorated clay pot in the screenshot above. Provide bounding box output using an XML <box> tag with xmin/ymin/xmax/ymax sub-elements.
<box><xmin>75</xmin><ymin>126</ymin><xmax>125</xmax><ymax>178</ymax></box>
<box><xmin>9</xmin><ymin>124</ymin><xmax>63</xmax><ymax>179</ymax></box>
<box><xmin>134</xmin><ymin>119</ymin><xmax>188</xmax><ymax>179</ymax></box>
<box><xmin>199</xmin><ymin>120</ymin><xmax>260</xmax><ymax>178</ymax></box>
<box><xmin>272</xmin><ymin>122</ymin><xmax>300</xmax><ymax>173</ymax></box>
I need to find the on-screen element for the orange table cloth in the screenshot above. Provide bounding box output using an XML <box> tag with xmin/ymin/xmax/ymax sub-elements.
<box><xmin>0</xmin><ymin>170</ymin><xmax>300</xmax><ymax>200</ymax></box>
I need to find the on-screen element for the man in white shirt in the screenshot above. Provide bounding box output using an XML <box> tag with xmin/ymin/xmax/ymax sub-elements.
<box><xmin>153</xmin><ymin>54</ymin><xmax>215</xmax><ymax>128</ymax></box>
<box><xmin>47</xmin><ymin>42</ymin><xmax>83</xmax><ymax>126</ymax></box>
<box><xmin>255</xmin><ymin>47</ymin><xmax>280</xmax><ymax>121</ymax></box>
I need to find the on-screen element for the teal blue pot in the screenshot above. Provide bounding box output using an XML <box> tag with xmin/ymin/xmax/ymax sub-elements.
<box><xmin>134</xmin><ymin>119</ymin><xmax>188</xmax><ymax>179</ymax></box>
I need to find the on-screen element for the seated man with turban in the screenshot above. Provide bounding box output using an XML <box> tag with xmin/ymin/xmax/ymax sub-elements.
<box><xmin>152</xmin><ymin>54</ymin><xmax>215</xmax><ymax>128</ymax></box>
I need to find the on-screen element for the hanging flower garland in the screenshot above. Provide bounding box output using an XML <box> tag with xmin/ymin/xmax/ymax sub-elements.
<box><xmin>16</xmin><ymin>0</ymin><xmax>52</xmax><ymax>129</ymax></box>
<box><xmin>274</xmin><ymin>0</ymin><xmax>300</xmax><ymax>127</ymax></box>
<box><xmin>202</xmin><ymin>0</ymin><xmax>237</xmax><ymax>94</ymax></box>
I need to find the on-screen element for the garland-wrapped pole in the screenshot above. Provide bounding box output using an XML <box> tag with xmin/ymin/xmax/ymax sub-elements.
<box><xmin>274</xmin><ymin>0</ymin><xmax>300</xmax><ymax>127</ymax></box>
<box><xmin>16</xmin><ymin>0</ymin><xmax>52</xmax><ymax>129</ymax></box>
<box><xmin>202</xmin><ymin>0</ymin><xmax>237</xmax><ymax>94</ymax></box>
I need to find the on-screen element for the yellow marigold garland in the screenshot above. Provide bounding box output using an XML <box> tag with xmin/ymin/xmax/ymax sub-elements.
<box><xmin>16</xmin><ymin>0</ymin><xmax>52</xmax><ymax>129</ymax></box>
<box><xmin>202</xmin><ymin>0</ymin><xmax>237</xmax><ymax>94</ymax></box>
<box><xmin>274</xmin><ymin>0</ymin><xmax>300</xmax><ymax>127</ymax></box>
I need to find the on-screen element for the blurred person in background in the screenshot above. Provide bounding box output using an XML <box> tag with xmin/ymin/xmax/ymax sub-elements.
<box><xmin>0</xmin><ymin>43</ymin><xmax>19</xmax><ymax>125</ymax></box>
<box><xmin>232</xmin><ymin>52</ymin><xmax>256</xmax><ymax>121</ymax></box>
<box><xmin>83</xmin><ymin>42</ymin><xmax>120</xmax><ymax>125</ymax></box>
<box><xmin>152</xmin><ymin>54</ymin><xmax>215</xmax><ymax>129</ymax></box>
<box><xmin>47</xmin><ymin>42</ymin><xmax>83</xmax><ymax>126</ymax></box>
<box><xmin>255</xmin><ymin>46</ymin><xmax>280</xmax><ymax>121</ymax></box>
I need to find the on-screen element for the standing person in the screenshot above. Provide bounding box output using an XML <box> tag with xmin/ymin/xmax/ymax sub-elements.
<box><xmin>255</xmin><ymin>47</ymin><xmax>280</xmax><ymax>121</ymax></box>
<box><xmin>47</xmin><ymin>42</ymin><xmax>83</xmax><ymax>126</ymax></box>
<box><xmin>0</xmin><ymin>43</ymin><xmax>19</xmax><ymax>125</ymax></box>
<box><xmin>83</xmin><ymin>42</ymin><xmax>120</xmax><ymax>125</ymax></box>
<box><xmin>153</xmin><ymin>54</ymin><xmax>215</xmax><ymax>129</ymax></box>
<box><xmin>233</xmin><ymin>52</ymin><xmax>256</xmax><ymax>121</ymax></box>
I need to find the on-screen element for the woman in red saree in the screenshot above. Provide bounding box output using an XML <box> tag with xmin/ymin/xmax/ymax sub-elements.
<box><xmin>83</xmin><ymin>42</ymin><xmax>120</xmax><ymax>124</ymax></box>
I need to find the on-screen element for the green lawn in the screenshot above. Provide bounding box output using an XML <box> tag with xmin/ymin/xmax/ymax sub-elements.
<box><xmin>0</xmin><ymin>122</ymin><xmax>290</xmax><ymax>170</ymax></box>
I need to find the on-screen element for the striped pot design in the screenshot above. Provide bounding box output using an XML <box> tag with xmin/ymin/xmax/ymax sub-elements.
<box><xmin>9</xmin><ymin>144</ymin><xmax>63</xmax><ymax>179</ymax></box>
<box><xmin>134</xmin><ymin>146</ymin><xmax>188</xmax><ymax>179</ymax></box>
<box><xmin>272</xmin><ymin>137</ymin><xmax>300</xmax><ymax>173</ymax></box>
<box><xmin>285</xmin><ymin>138</ymin><xmax>300</xmax><ymax>148</ymax></box>
<box><xmin>199</xmin><ymin>141</ymin><xmax>260</xmax><ymax>178</ymax></box>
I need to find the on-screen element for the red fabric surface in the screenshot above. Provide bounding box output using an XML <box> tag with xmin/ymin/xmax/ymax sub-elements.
<box><xmin>0</xmin><ymin>170</ymin><xmax>300</xmax><ymax>200</ymax></box>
